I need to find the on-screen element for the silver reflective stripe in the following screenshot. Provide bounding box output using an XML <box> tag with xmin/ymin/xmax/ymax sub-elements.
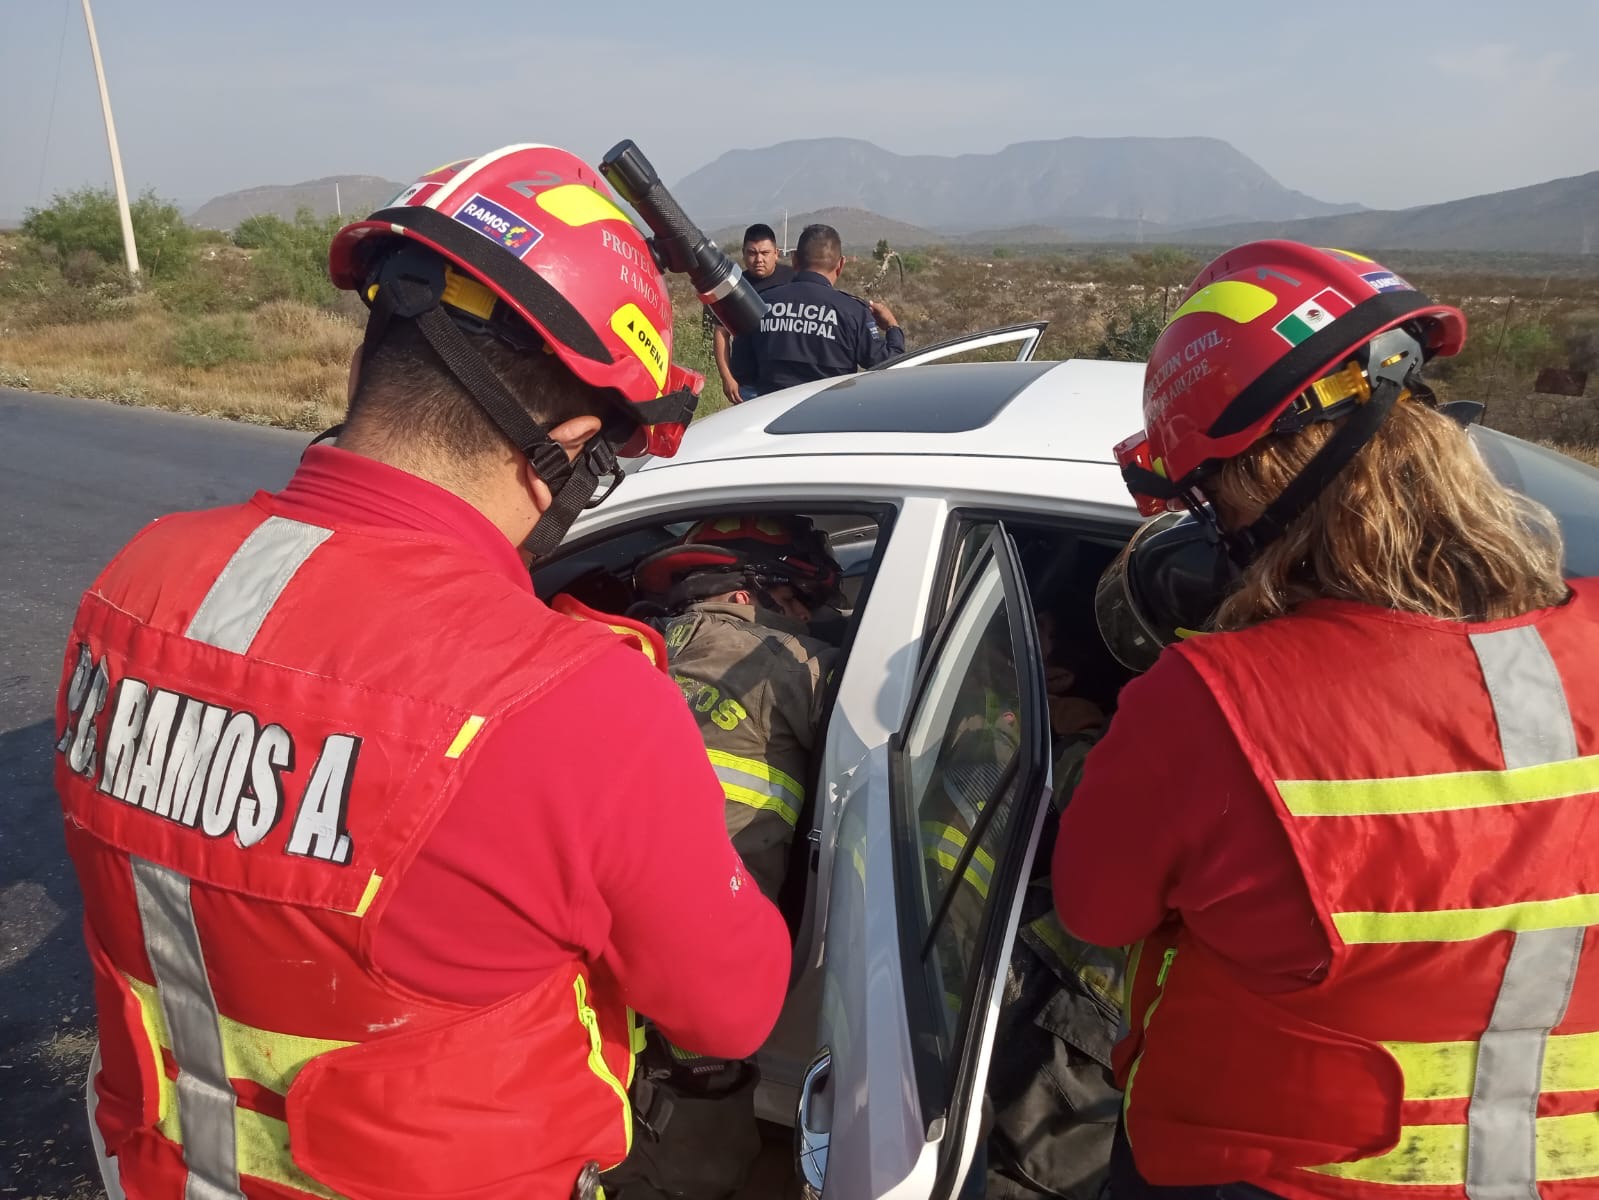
<box><xmin>712</xmin><ymin>762</ymin><xmax>803</xmax><ymax>815</ymax></box>
<box><xmin>132</xmin><ymin>858</ymin><xmax>244</xmax><ymax>1200</ymax></box>
<box><xmin>131</xmin><ymin>516</ymin><xmax>330</xmax><ymax>1198</ymax></box>
<box><xmin>186</xmin><ymin>516</ymin><xmax>333</xmax><ymax>653</ymax></box>
<box><xmin>1465</xmin><ymin>625</ymin><xmax>1583</xmax><ymax>1200</ymax></box>
<box><xmin>1470</xmin><ymin>627</ymin><xmax>1578</xmax><ymax>770</ymax></box>
<box><xmin>1467</xmin><ymin>927</ymin><xmax>1583</xmax><ymax>1200</ymax></box>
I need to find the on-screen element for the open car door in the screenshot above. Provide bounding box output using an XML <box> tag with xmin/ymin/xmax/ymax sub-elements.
<box><xmin>798</xmin><ymin>525</ymin><xmax>1053</xmax><ymax>1199</ymax></box>
<box><xmin>875</xmin><ymin>322</ymin><xmax>1049</xmax><ymax>370</ymax></box>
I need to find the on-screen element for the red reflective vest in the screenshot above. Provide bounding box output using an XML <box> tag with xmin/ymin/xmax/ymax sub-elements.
<box><xmin>57</xmin><ymin>496</ymin><xmax>659</xmax><ymax>1200</ymax></box>
<box><xmin>1116</xmin><ymin>586</ymin><xmax>1599</xmax><ymax>1199</ymax></box>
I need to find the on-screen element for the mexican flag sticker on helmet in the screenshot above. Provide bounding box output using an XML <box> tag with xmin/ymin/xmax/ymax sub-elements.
<box><xmin>1273</xmin><ymin>288</ymin><xmax>1352</xmax><ymax>347</ymax></box>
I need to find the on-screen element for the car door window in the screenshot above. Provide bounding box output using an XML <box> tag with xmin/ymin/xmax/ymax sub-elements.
<box><xmin>875</xmin><ymin>321</ymin><xmax>1049</xmax><ymax>370</ymax></box>
<box><xmin>891</xmin><ymin>525</ymin><xmax>1050</xmax><ymax>1140</ymax></box>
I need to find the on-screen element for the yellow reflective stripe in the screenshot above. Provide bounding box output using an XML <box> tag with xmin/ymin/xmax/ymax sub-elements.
<box><xmin>1386</xmin><ymin>1031</ymin><xmax>1599</xmax><ymax>1101</ymax></box>
<box><xmin>128</xmin><ymin>975</ymin><xmax>348</xmax><ymax>1198</ymax></box>
<box><xmin>573</xmin><ymin>974</ymin><xmax>632</xmax><ymax>1161</ymax></box>
<box><xmin>536</xmin><ymin>184</ymin><xmax>631</xmax><ymax>228</ymax></box>
<box><xmin>349</xmin><ymin>872</ymin><xmax>383</xmax><ymax>918</ymax></box>
<box><xmin>1123</xmin><ymin>947</ymin><xmax>1178</xmax><ymax>1123</ymax></box>
<box><xmin>1308</xmin><ymin>1112</ymin><xmax>1599</xmax><ymax>1184</ymax></box>
<box><xmin>219</xmin><ymin>1018</ymin><xmax>353</xmax><ymax>1098</ymax></box>
<box><xmin>127</xmin><ymin>975</ymin><xmax>180</xmax><ymax>1139</ymax></box>
<box><xmin>921</xmin><ymin>820</ymin><xmax>996</xmax><ymax>900</ymax></box>
<box><xmin>444</xmin><ymin>714</ymin><xmax>487</xmax><ymax>759</ymax></box>
<box><xmin>1167</xmin><ymin>280</ymin><xmax>1278</xmax><ymax>326</ymax></box>
<box><xmin>919</xmin><ymin>821</ymin><xmax>996</xmax><ymax>875</ymax></box>
<box><xmin>709</xmin><ymin>749</ymin><xmax>804</xmax><ymax>826</ymax></box>
<box><xmin>1123</xmin><ymin>940</ymin><xmax>1145</xmax><ymax>1024</ymax></box>
<box><xmin>932</xmin><ymin>849</ymin><xmax>990</xmax><ymax>900</ymax></box>
<box><xmin>1279</xmin><ymin>754</ymin><xmax>1599</xmax><ymax>817</ymax></box>
<box><xmin>604</xmin><ymin>622</ymin><xmax>659</xmax><ymax>666</ymax></box>
<box><xmin>706</xmin><ymin>749</ymin><xmax>804</xmax><ymax>804</ymax></box>
<box><xmin>1334</xmin><ymin>893</ymin><xmax>1599</xmax><ymax>944</ymax></box>
<box><xmin>720</xmin><ymin>782</ymin><xmax>799</xmax><ymax>827</ymax></box>
<box><xmin>237</xmin><ymin>1108</ymin><xmax>343</xmax><ymax>1198</ymax></box>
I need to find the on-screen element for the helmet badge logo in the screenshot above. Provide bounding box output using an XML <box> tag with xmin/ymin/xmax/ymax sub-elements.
<box><xmin>452</xmin><ymin>193</ymin><xmax>545</xmax><ymax>260</ymax></box>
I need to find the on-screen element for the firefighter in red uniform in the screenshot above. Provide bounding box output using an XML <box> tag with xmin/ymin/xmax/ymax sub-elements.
<box><xmin>1056</xmin><ymin>240</ymin><xmax>1599</xmax><ymax>1197</ymax></box>
<box><xmin>55</xmin><ymin>145</ymin><xmax>792</xmax><ymax>1200</ymax></box>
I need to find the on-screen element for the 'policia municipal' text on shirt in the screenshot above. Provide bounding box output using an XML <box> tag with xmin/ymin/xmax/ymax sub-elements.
<box><xmin>731</xmin><ymin>269</ymin><xmax>906</xmax><ymax>392</ymax></box>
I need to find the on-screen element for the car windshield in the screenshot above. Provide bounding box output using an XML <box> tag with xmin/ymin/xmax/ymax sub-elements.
<box><xmin>1472</xmin><ymin>428</ymin><xmax>1599</xmax><ymax>578</ymax></box>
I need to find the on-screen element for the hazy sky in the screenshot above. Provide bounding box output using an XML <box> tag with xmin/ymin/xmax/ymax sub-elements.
<box><xmin>3</xmin><ymin>0</ymin><xmax>1596</xmax><ymax>221</ymax></box>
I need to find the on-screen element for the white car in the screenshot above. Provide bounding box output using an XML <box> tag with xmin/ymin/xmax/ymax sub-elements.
<box><xmin>532</xmin><ymin>327</ymin><xmax>1599</xmax><ymax>1200</ymax></box>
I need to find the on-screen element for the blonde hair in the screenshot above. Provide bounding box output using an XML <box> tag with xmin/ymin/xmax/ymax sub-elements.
<box><xmin>1211</xmin><ymin>398</ymin><xmax>1569</xmax><ymax>630</ymax></box>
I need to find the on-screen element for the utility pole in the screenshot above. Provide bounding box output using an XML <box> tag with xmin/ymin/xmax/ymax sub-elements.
<box><xmin>335</xmin><ymin>180</ymin><xmax>342</xmax><ymax>217</ymax></box>
<box><xmin>81</xmin><ymin>0</ymin><xmax>139</xmax><ymax>281</ymax></box>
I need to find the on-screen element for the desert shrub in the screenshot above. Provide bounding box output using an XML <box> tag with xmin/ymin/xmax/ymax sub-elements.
<box><xmin>250</xmin><ymin>208</ymin><xmax>345</xmax><ymax>307</ymax></box>
<box><xmin>1090</xmin><ymin>299</ymin><xmax>1166</xmax><ymax>361</ymax></box>
<box><xmin>1557</xmin><ymin>309</ymin><xmax>1599</xmax><ymax>373</ymax></box>
<box><xmin>232</xmin><ymin>214</ymin><xmax>291</xmax><ymax>250</ymax></box>
<box><xmin>0</xmin><ymin>240</ymin><xmax>135</xmax><ymax>327</ymax></box>
<box><xmin>22</xmin><ymin>188</ymin><xmax>195</xmax><ymax>280</ymax></box>
<box><xmin>172</xmin><ymin>315</ymin><xmax>256</xmax><ymax>368</ymax></box>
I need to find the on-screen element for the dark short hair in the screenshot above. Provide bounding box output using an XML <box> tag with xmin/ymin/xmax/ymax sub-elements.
<box><xmin>794</xmin><ymin>224</ymin><xmax>841</xmax><ymax>271</ymax></box>
<box><xmin>345</xmin><ymin>317</ymin><xmax>609</xmax><ymax>463</ymax></box>
<box><xmin>743</xmin><ymin>223</ymin><xmax>778</xmax><ymax>248</ymax></box>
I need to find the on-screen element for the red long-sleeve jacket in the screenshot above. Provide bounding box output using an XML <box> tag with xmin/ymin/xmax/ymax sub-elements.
<box><xmin>266</xmin><ymin>446</ymin><xmax>792</xmax><ymax>1054</ymax></box>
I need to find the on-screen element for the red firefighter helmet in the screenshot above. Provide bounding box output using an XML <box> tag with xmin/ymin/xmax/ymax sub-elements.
<box><xmin>329</xmin><ymin>144</ymin><xmax>701</xmax><ymax>459</ymax></box>
<box><xmin>634</xmin><ymin>515</ymin><xmax>843</xmax><ymax>609</ymax></box>
<box><xmin>1116</xmin><ymin>241</ymin><xmax>1466</xmax><ymax>514</ymax></box>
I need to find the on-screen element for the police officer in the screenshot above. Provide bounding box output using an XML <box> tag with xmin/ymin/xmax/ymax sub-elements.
<box><xmin>730</xmin><ymin>223</ymin><xmax>905</xmax><ymax>393</ymax></box>
<box><xmin>606</xmin><ymin>515</ymin><xmax>843</xmax><ymax>1200</ymax></box>
<box><xmin>713</xmin><ymin>223</ymin><xmax>795</xmax><ymax>404</ymax></box>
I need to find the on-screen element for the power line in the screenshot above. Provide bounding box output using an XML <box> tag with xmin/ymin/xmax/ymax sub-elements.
<box><xmin>35</xmin><ymin>0</ymin><xmax>72</xmax><ymax>207</ymax></box>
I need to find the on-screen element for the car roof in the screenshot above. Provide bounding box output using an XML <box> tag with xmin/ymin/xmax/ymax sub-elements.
<box><xmin>638</xmin><ymin>359</ymin><xmax>1146</xmax><ymax>474</ymax></box>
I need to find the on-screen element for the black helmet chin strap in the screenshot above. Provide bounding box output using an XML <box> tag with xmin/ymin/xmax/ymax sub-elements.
<box><xmin>1217</xmin><ymin>377</ymin><xmax>1403</xmax><ymax>565</ymax></box>
<box><xmin>363</xmin><ymin>268</ymin><xmax>625</xmax><ymax>559</ymax></box>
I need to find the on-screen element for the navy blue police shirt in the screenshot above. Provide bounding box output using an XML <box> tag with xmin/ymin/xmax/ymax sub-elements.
<box><xmin>730</xmin><ymin>270</ymin><xmax>906</xmax><ymax>392</ymax></box>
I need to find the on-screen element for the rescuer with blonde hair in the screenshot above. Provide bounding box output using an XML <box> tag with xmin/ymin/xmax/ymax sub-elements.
<box><xmin>1056</xmin><ymin>240</ymin><xmax>1599</xmax><ymax>1198</ymax></box>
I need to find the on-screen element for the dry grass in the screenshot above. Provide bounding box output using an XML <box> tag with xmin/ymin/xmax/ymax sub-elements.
<box><xmin>4</xmin><ymin>231</ymin><xmax>1598</xmax><ymax>457</ymax></box>
<box><xmin>0</xmin><ymin>296</ymin><xmax>355</xmax><ymax>430</ymax></box>
<box><xmin>1543</xmin><ymin>441</ymin><xmax>1599</xmax><ymax>467</ymax></box>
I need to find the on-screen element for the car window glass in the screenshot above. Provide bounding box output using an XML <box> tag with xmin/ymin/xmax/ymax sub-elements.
<box><xmin>896</xmin><ymin>534</ymin><xmax>1029</xmax><ymax>1098</ymax></box>
<box><xmin>1471</xmin><ymin>428</ymin><xmax>1599</xmax><ymax>577</ymax></box>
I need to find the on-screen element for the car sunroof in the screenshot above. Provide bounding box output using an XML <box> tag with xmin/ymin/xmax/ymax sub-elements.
<box><xmin>764</xmin><ymin>361</ymin><xmax>1058</xmax><ymax>436</ymax></box>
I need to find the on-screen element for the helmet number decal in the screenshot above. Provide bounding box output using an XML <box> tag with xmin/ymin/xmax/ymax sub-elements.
<box><xmin>610</xmin><ymin>303</ymin><xmax>668</xmax><ymax>390</ymax></box>
<box><xmin>452</xmin><ymin>193</ymin><xmax>544</xmax><ymax>259</ymax></box>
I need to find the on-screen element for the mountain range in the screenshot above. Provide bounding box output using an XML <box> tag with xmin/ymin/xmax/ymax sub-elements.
<box><xmin>676</xmin><ymin>136</ymin><xmax>1361</xmax><ymax>232</ymax></box>
<box><xmin>1147</xmin><ymin>170</ymin><xmax>1599</xmax><ymax>255</ymax></box>
<box><xmin>189</xmin><ymin>175</ymin><xmax>404</xmax><ymax>230</ymax></box>
<box><xmin>184</xmin><ymin>138</ymin><xmax>1599</xmax><ymax>256</ymax></box>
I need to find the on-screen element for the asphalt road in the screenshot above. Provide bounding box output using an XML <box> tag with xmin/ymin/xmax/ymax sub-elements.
<box><xmin>0</xmin><ymin>390</ymin><xmax>308</xmax><ymax>1197</ymax></box>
